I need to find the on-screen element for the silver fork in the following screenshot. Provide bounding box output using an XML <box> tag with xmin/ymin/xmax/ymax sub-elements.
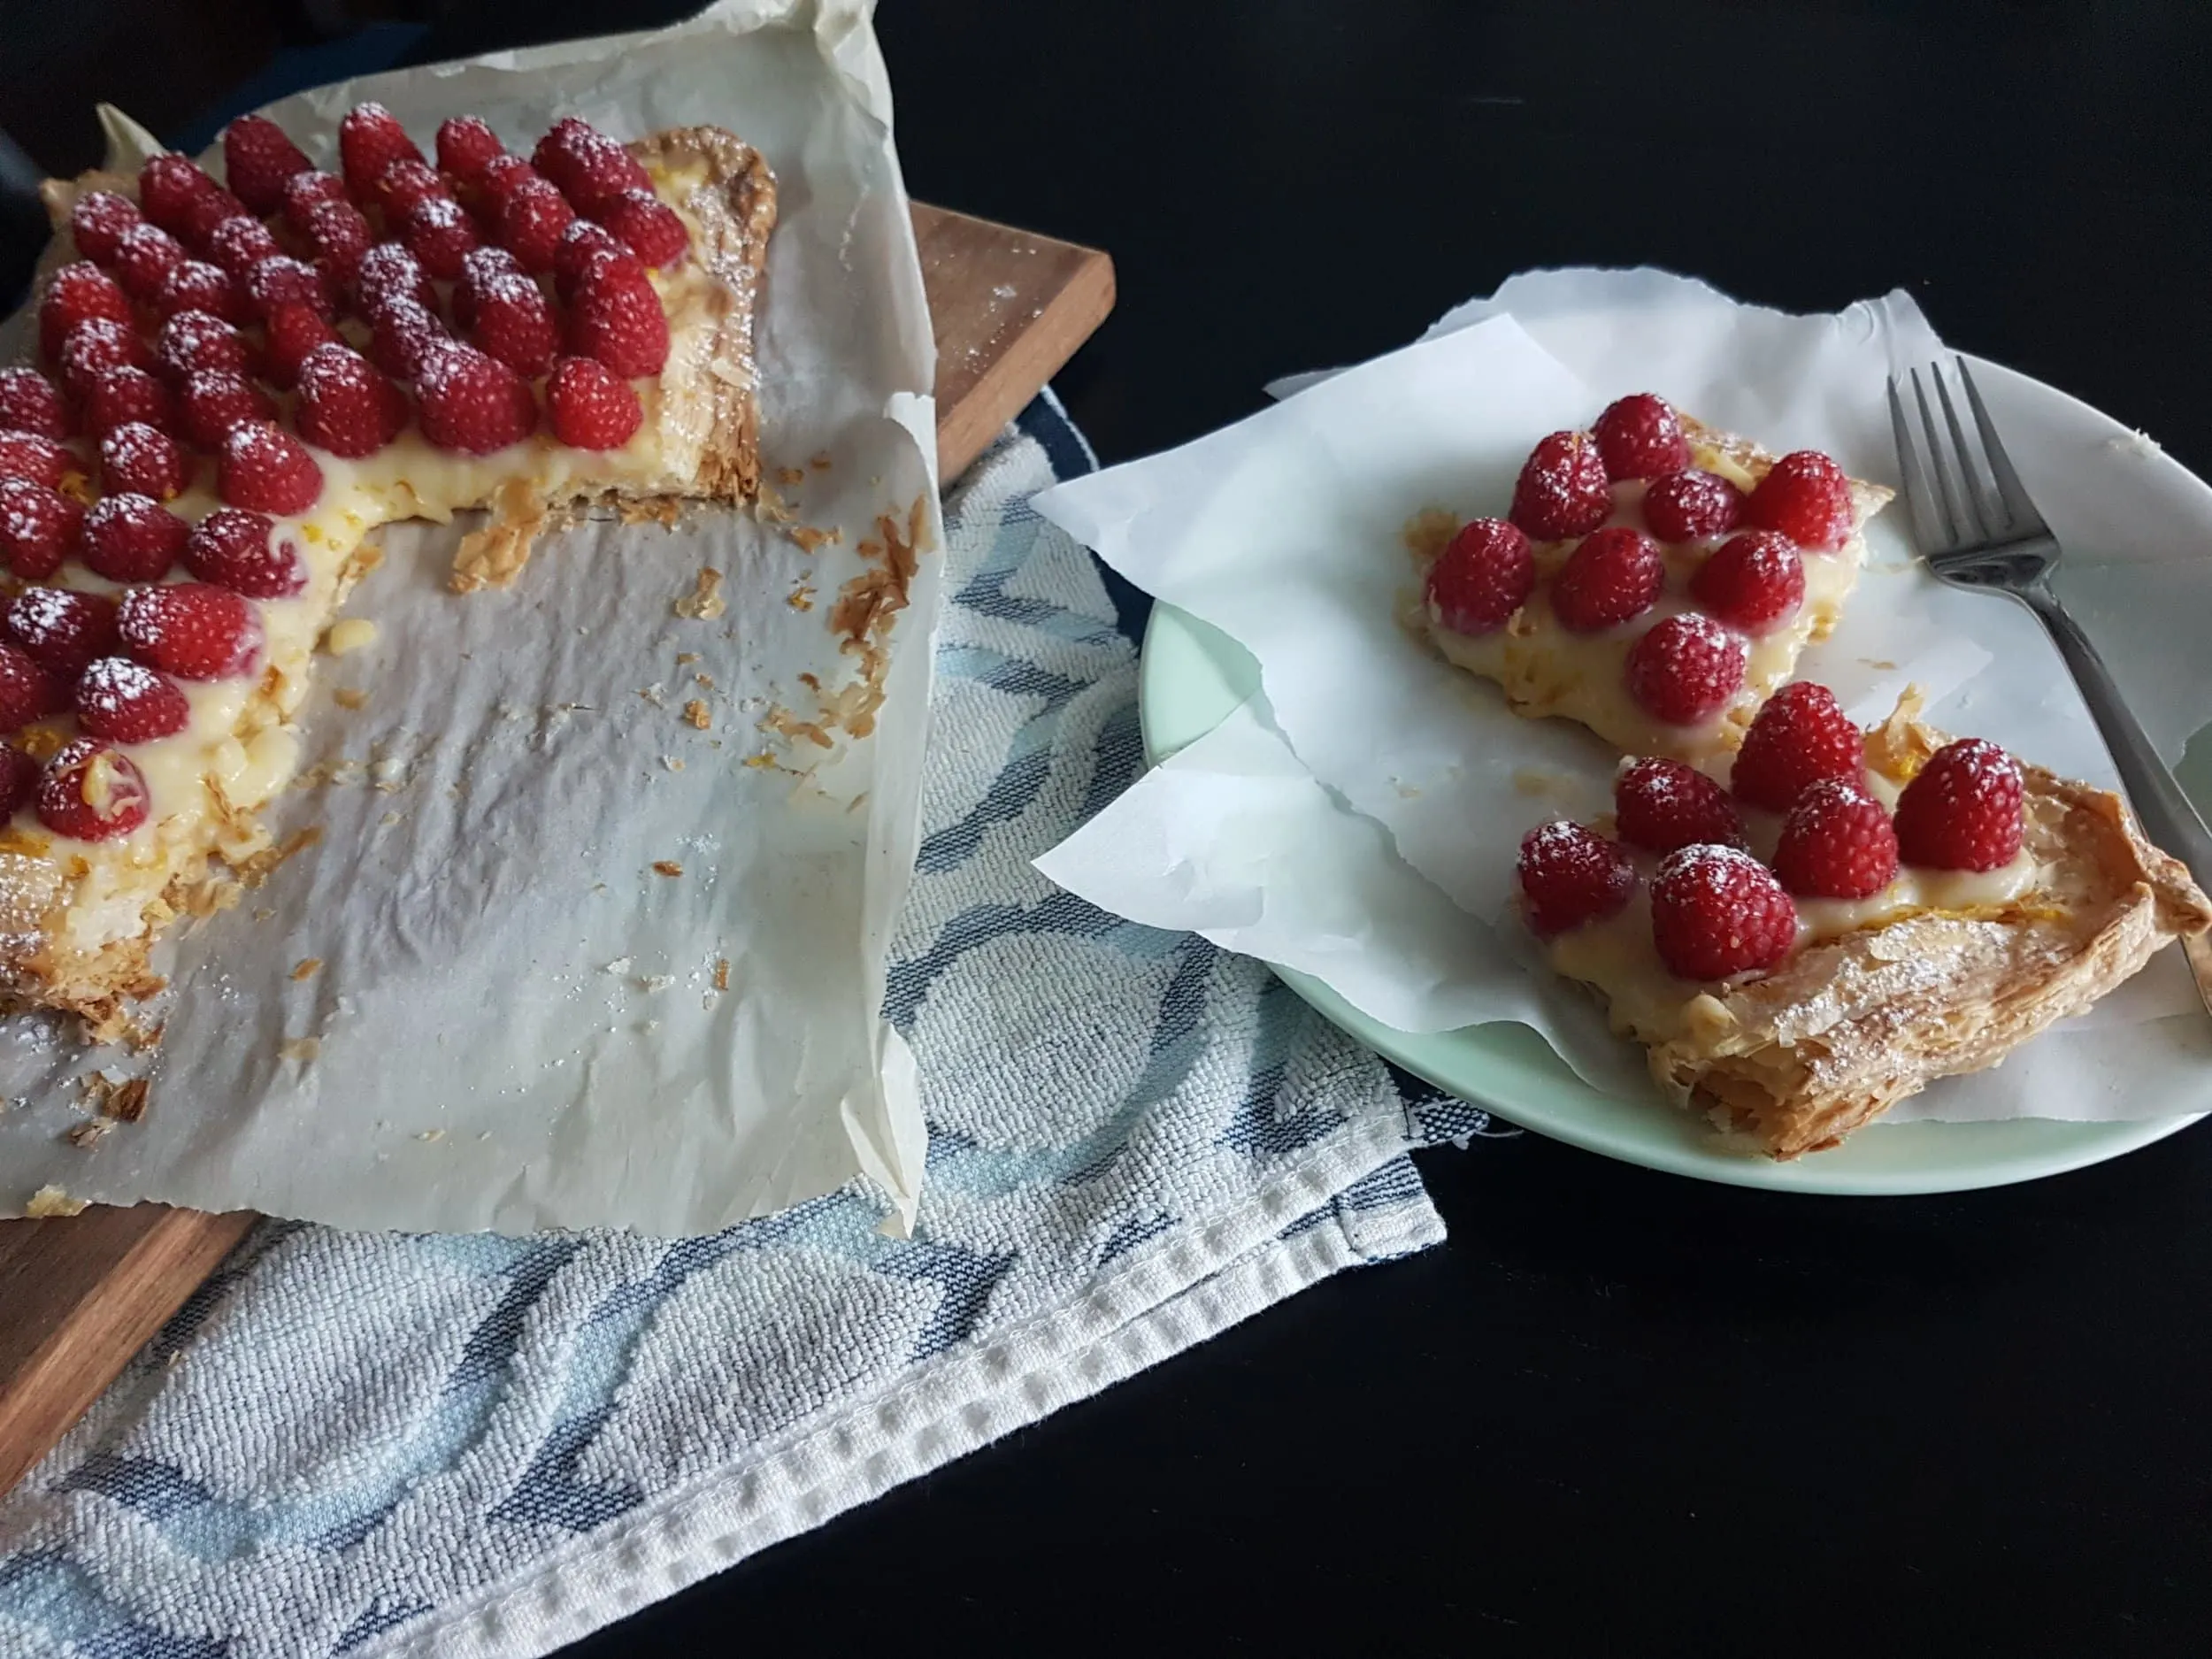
<box><xmin>1888</xmin><ymin>357</ymin><xmax>2212</xmax><ymax>1008</ymax></box>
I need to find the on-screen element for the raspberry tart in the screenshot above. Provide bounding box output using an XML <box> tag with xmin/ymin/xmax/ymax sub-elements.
<box><xmin>1517</xmin><ymin>687</ymin><xmax>2212</xmax><ymax>1156</ymax></box>
<box><xmin>1415</xmin><ymin>395</ymin><xmax>1892</xmax><ymax>761</ymax></box>
<box><xmin>0</xmin><ymin>104</ymin><xmax>776</xmax><ymax>1031</ymax></box>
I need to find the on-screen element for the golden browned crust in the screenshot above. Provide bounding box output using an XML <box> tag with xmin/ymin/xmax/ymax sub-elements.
<box><xmin>1678</xmin><ymin>414</ymin><xmax>1893</xmax><ymax>527</ymax></box>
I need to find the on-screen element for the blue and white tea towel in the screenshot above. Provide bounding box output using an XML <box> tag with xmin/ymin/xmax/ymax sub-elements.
<box><xmin>0</xmin><ymin>395</ymin><xmax>1490</xmax><ymax>1658</ymax></box>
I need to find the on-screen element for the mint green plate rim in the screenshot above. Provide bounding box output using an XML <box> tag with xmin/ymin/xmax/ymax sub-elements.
<box><xmin>1136</xmin><ymin>603</ymin><xmax>2205</xmax><ymax>1195</ymax></box>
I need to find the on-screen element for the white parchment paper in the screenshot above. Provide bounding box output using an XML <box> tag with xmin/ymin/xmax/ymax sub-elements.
<box><xmin>1035</xmin><ymin>271</ymin><xmax>2212</xmax><ymax>1127</ymax></box>
<box><xmin>0</xmin><ymin>0</ymin><xmax>944</xmax><ymax>1233</ymax></box>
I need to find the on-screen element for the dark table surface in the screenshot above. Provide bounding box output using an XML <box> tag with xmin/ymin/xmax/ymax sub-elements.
<box><xmin>10</xmin><ymin>2</ymin><xmax>2212</xmax><ymax>1654</ymax></box>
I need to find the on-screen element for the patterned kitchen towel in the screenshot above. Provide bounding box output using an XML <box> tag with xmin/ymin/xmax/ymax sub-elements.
<box><xmin>0</xmin><ymin>392</ymin><xmax>1493</xmax><ymax>1659</ymax></box>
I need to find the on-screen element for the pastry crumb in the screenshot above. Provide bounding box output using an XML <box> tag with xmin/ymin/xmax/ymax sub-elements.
<box><xmin>714</xmin><ymin>957</ymin><xmax>730</xmax><ymax>992</ymax></box>
<box><xmin>66</xmin><ymin>1119</ymin><xmax>111</xmax><ymax>1149</ymax></box>
<box><xmin>790</xmin><ymin>525</ymin><xmax>838</xmax><ymax>554</ymax></box>
<box><xmin>334</xmin><ymin>687</ymin><xmax>370</xmax><ymax>710</ymax></box>
<box><xmin>280</xmin><ymin>1036</ymin><xmax>321</xmax><ymax>1064</ymax></box>
<box><xmin>675</xmin><ymin>652</ymin><xmax>700</xmax><ymax>666</ymax></box>
<box><xmin>604</xmin><ymin>956</ymin><xmax>634</xmax><ymax>974</ymax></box>
<box><xmin>694</xmin><ymin>672</ymin><xmax>715</xmax><ymax>690</ymax></box>
<box><xmin>673</xmin><ymin>567</ymin><xmax>726</xmax><ymax>620</ymax></box>
<box><xmin>809</xmin><ymin>452</ymin><xmax>832</xmax><ymax>471</ymax></box>
<box><xmin>743</xmin><ymin>750</ymin><xmax>776</xmax><ymax>769</ymax></box>
<box><xmin>787</xmin><ymin>583</ymin><xmax>815</xmax><ymax>611</ymax></box>
<box><xmin>26</xmin><ymin>1184</ymin><xmax>86</xmax><ymax>1217</ymax></box>
<box><xmin>639</xmin><ymin>683</ymin><xmax>667</xmax><ymax>707</ymax></box>
<box><xmin>662</xmin><ymin>756</ymin><xmax>685</xmax><ymax>772</ymax></box>
<box><xmin>640</xmin><ymin>974</ymin><xmax>675</xmax><ymax>993</ymax></box>
<box><xmin>291</xmin><ymin>957</ymin><xmax>322</xmax><ymax>981</ymax></box>
<box><xmin>323</xmin><ymin>618</ymin><xmax>379</xmax><ymax>656</ymax></box>
<box><xmin>652</xmin><ymin>860</ymin><xmax>684</xmax><ymax>878</ymax></box>
<box><xmin>777</xmin><ymin>465</ymin><xmax>806</xmax><ymax>487</ymax></box>
<box><xmin>683</xmin><ymin>699</ymin><xmax>711</xmax><ymax>731</ymax></box>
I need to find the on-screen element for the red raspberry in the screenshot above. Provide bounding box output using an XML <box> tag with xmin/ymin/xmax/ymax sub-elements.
<box><xmin>568</xmin><ymin>262</ymin><xmax>669</xmax><ymax>378</ymax></box>
<box><xmin>282</xmin><ymin>170</ymin><xmax>349</xmax><ymax>234</ymax></box>
<box><xmin>1624</xmin><ymin>613</ymin><xmax>1747</xmax><ymax>727</ymax></box>
<box><xmin>0</xmin><ymin>480</ymin><xmax>84</xmax><ymax>579</ymax></box>
<box><xmin>1731</xmin><ymin>683</ymin><xmax>1864</xmax><ymax>812</ymax></box>
<box><xmin>75</xmin><ymin>656</ymin><xmax>189</xmax><ymax>744</ymax></box>
<box><xmin>303</xmin><ymin>199</ymin><xmax>375</xmax><ymax>294</ymax></box>
<box><xmin>546</xmin><ymin>356</ymin><xmax>643</xmax><ymax>450</ymax></box>
<box><xmin>1510</xmin><ymin>430</ymin><xmax>1611</xmax><ymax>541</ymax></box>
<box><xmin>469</xmin><ymin>270</ymin><xmax>557</xmax><ymax>377</ymax></box>
<box><xmin>1593</xmin><ymin>393</ymin><xmax>1690</xmax><ymax>481</ymax></box>
<box><xmin>83</xmin><ymin>365</ymin><xmax>175</xmax><ymax>440</ymax></box>
<box><xmin>222</xmin><ymin>114</ymin><xmax>311</xmax><ymax>215</ymax></box>
<box><xmin>204</xmin><ymin>213</ymin><xmax>282</xmax><ymax>279</ymax></box>
<box><xmin>0</xmin><ymin>433</ymin><xmax>80</xmax><ymax>492</ymax></box>
<box><xmin>1746</xmin><ymin>450</ymin><xmax>1854</xmax><ymax>551</ymax></box>
<box><xmin>457</xmin><ymin>245</ymin><xmax>527</xmax><ymax>329</ymax></box>
<box><xmin>152</xmin><ymin>258</ymin><xmax>242</xmax><ymax>325</ymax></box>
<box><xmin>227</xmin><ymin>416</ymin><xmax>333</xmax><ymax>518</ymax></box>
<box><xmin>496</xmin><ymin>174</ymin><xmax>577</xmax><ymax>273</ymax></box>
<box><xmin>37</xmin><ymin>738</ymin><xmax>150</xmax><ymax>840</ymax></box>
<box><xmin>1643</xmin><ymin>471</ymin><xmax>1747</xmax><ymax>545</ymax></box>
<box><xmin>477</xmin><ymin>153</ymin><xmax>538</xmax><ymax>212</ymax></box>
<box><xmin>595</xmin><ymin>189</ymin><xmax>687</xmax><ymax>268</ymax></box>
<box><xmin>416</xmin><ymin>342</ymin><xmax>538</xmax><ymax>454</ymax></box>
<box><xmin>1550</xmin><ymin>526</ymin><xmax>1663</xmax><ymax>633</ymax></box>
<box><xmin>402</xmin><ymin>196</ymin><xmax>482</xmax><ymax>280</ymax></box>
<box><xmin>296</xmin><ymin>344</ymin><xmax>409</xmax><ymax>458</ymax></box>
<box><xmin>119</xmin><ymin>582</ymin><xmax>263</xmax><ymax>680</ymax></box>
<box><xmin>178</xmin><ymin>369</ymin><xmax>275</xmax><ymax>451</ymax></box>
<box><xmin>68</xmin><ymin>190</ymin><xmax>142</xmax><ymax>264</ymax></box>
<box><xmin>1650</xmin><ymin>844</ymin><xmax>1797</xmax><ymax>979</ymax></box>
<box><xmin>355</xmin><ymin>242</ymin><xmax>438</xmax><ymax>322</ymax></box>
<box><xmin>0</xmin><ymin>369</ymin><xmax>70</xmax><ymax>440</ymax></box>
<box><xmin>40</xmin><ymin>263</ymin><xmax>133</xmax><ymax>360</ymax></box>
<box><xmin>60</xmin><ymin>318</ymin><xmax>154</xmax><ymax>401</ymax></box>
<box><xmin>340</xmin><ymin>102</ymin><xmax>422</xmax><ymax>202</ymax></box>
<box><xmin>137</xmin><ymin>155</ymin><xmax>217</xmax><ymax>235</ymax></box>
<box><xmin>437</xmin><ymin>115</ymin><xmax>505</xmax><ymax>186</ymax></box>
<box><xmin>242</xmin><ymin>256</ymin><xmax>334</xmax><ymax>324</ymax></box>
<box><xmin>100</xmin><ymin>422</ymin><xmax>190</xmax><ymax>500</ymax></box>
<box><xmin>219</xmin><ymin>421</ymin><xmax>322</xmax><ymax>515</ymax></box>
<box><xmin>368</xmin><ymin>298</ymin><xmax>449</xmax><ymax>381</ymax></box>
<box><xmin>112</xmin><ymin>221</ymin><xmax>188</xmax><ymax>302</ymax></box>
<box><xmin>1689</xmin><ymin>531</ymin><xmax>1805</xmax><ymax>634</ymax></box>
<box><xmin>0</xmin><ymin>747</ymin><xmax>35</xmax><ymax>817</ymax></box>
<box><xmin>1774</xmin><ymin>779</ymin><xmax>1900</xmax><ymax>900</ymax></box>
<box><xmin>1517</xmin><ymin>819</ymin><xmax>1635</xmax><ymax>938</ymax></box>
<box><xmin>156</xmin><ymin>311</ymin><xmax>252</xmax><ymax>385</ymax></box>
<box><xmin>1894</xmin><ymin>738</ymin><xmax>2025</xmax><ymax>873</ymax></box>
<box><xmin>535</xmin><ymin>118</ymin><xmax>649</xmax><ymax>212</ymax></box>
<box><xmin>179</xmin><ymin>188</ymin><xmax>250</xmax><ymax>252</ymax></box>
<box><xmin>0</xmin><ymin>643</ymin><xmax>57</xmax><ymax>733</ymax></box>
<box><xmin>1426</xmin><ymin>518</ymin><xmax>1533</xmax><ymax>634</ymax></box>
<box><xmin>1614</xmin><ymin>757</ymin><xmax>1747</xmax><ymax>855</ymax></box>
<box><xmin>81</xmin><ymin>493</ymin><xmax>188</xmax><ymax>581</ymax></box>
<box><xmin>262</xmin><ymin>302</ymin><xmax>342</xmax><ymax>392</ymax></box>
<box><xmin>552</xmin><ymin>219</ymin><xmax>631</xmax><ymax>303</ymax></box>
<box><xmin>9</xmin><ymin>587</ymin><xmax>120</xmax><ymax>680</ymax></box>
<box><xmin>376</xmin><ymin>157</ymin><xmax>449</xmax><ymax>224</ymax></box>
<box><xmin>184</xmin><ymin>507</ymin><xmax>306</xmax><ymax>599</ymax></box>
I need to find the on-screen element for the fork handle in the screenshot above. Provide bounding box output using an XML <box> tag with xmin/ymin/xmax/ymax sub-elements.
<box><xmin>2020</xmin><ymin>587</ymin><xmax>2212</xmax><ymax>891</ymax></box>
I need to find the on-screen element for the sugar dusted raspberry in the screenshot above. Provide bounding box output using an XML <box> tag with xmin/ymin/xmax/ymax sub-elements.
<box><xmin>546</xmin><ymin>356</ymin><xmax>643</xmax><ymax>450</ymax></box>
<box><xmin>1593</xmin><ymin>393</ymin><xmax>1690</xmax><ymax>481</ymax></box>
<box><xmin>82</xmin><ymin>365</ymin><xmax>176</xmax><ymax>440</ymax></box>
<box><xmin>368</xmin><ymin>297</ymin><xmax>449</xmax><ymax>381</ymax></box>
<box><xmin>496</xmin><ymin>174</ymin><xmax>577</xmax><ymax>273</ymax></box>
<box><xmin>204</xmin><ymin>213</ymin><xmax>282</xmax><ymax>279</ymax></box>
<box><xmin>1689</xmin><ymin>531</ymin><xmax>1805</xmax><ymax>634</ymax></box>
<box><xmin>0</xmin><ymin>368</ymin><xmax>70</xmax><ymax>440</ymax></box>
<box><xmin>1517</xmin><ymin>819</ymin><xmax>1635</xmax><ymax>938</ymax></box>
<box><xmin>1642</xmin><ymin>470</ymin><xmax>1744</xmax><ymax>544</ymax></box>
<box><xmin>119</xmin><ymin>581</ymin><xmax>262</xmax><ymax>681</ymax></box>
<box><xmin>262</xmin><ymin>302</ymin><xmax>342</xmax><ymax>392</ymax></box>
<box><xmin>1550</xmin><ymin>526</ymin><xmax>1663</xmax><ymax>633</ymax></box>
<box><xmin>402</xmin><ymin>195</ymin><xmax>482</xmax><ymax>280</ymax></box>
<box><xmin>416</xmin><ymin>342</ymin><xmax>537</xmax><ymax>454</ymax></box>
<box><xmin>1650</xmin><ymin>843</ymin><xmax>1796</xmax><ymax>979</ymax></box>
<box><xmin>37</xmin><ymin>738</ymin><xmax>150</xmax><ymax>840</ymax></box>
<box><xmin>60</xmin><ymin>317</ymin><xmax>153</xmax><ymax>400</ymax></box>
<box><xmin>553</xmin><ymin>219</ymin><xmax>631</xmax><ymax>303</ymax></box>
<box><xmin>457</xmin><ymin>245</ymin><xmax>527</xmax><ymax>330</ymax></box>
<box><xmin>75</xmin><ymin>656</ymin><xmax>189</xmax><ymax>744</ymax></box>
<box><xmin>596</xmin><ymin>188</ymin><xmax>687</xmax><ymax>268</ymax></box>
<box><xmin>282</xmin><ymin>169</ymin><xmax>349</xmax><ymax>234</ymax></box>
<box><xmin>1510</xmin><ymin>430</ymin><xmax>1611</xmax><ymax>541</ymax></box>
<box><xmin>535</xmin><ymin>117</ymin><xmax>649</xmax><ymax>213</ymax></box>
<box><xmin>1774</xmin><ymin>779</ymin><xmax>1900</xmax><ymax>900</ymax></box>
<box><xmin>568</xmin><ymin>260</ymin><xmax>669</xmax><ymax>378</ymax></box>
<box><xmin>469</xmin><ymin>269</ymin><xmax>558</xmax><ymax>377</ymax></box>
<box><xmin>0</xmin><ymin>432</ymin><xmax>80</xmax><ymax>492</ymax></box>
<box><xmin>242</xmin><ymin>255</ymin><xmax>334</xmax><ymax>324</ymax></box>
<box><xmin>112</xmin><ymin>221</ymin><xmax>188</xmax><ymax>302</ymax></box>
<box><xmin>437</xmin><ymin>115</ymin><xmax>505</xmax><ymax>186</ymax></box>
<box><xmin>1731</xmin><ymin>682</ymin><xmax>1864</xmax><ymax>812</ymax></box>
<box><xmin>41</xmin><ymin>262</ymin><xmax>133</xmax><ymax>359</ymax></box>
<box><xmin>1746</xmin><ymin>450</ymin><xmax>1854</xmax><ymax>551</ymax></box>
<box><xmin>1423</xmin><ymin>518</ymin><xmax>1532</xmax><ymax>635</ymax></box>
<box><xmin>153</xmin><ymin>257</ymin><xmax>243</xmax><ymax>324</ymax></box>
<box><xmin>219</xmin><ymin>421</ymin><xmax>322</xmax><ymax>516</ymax></box>
<box><xmin>303</xmin><ymin>198</ymin><xmax>375</xmax><ymax>294</ymax></box>
<box><xmin>222</xmin><ymin>114</ymin><xmax>312</xmax><ymax>214</ymax></box>
<box><xmin>137</xmin><ymin>154</ymin><xmax>218</xmax><ymax>236</ymax></box>
<box><xmin>0</xmin><ymin>641</ymin><xmax>58</xmax><ymax>733</ymax></box>
<box><xmin>82</xmin><ymin>492</ymin><xmax>188</xmax><ymax>581</ymax></box>
<box><xmin>1614</xmin><ymin>756</ymin><xmax>1746</xmax><ymax>856</ymax></box>
<box><xmin>184</xmin><ymin>506</ymin><xmax>306</xmax><ymax>599</ymax></box>
<box><xmin>355</xmin><ymin>242</ymin><xmax>439</xmax><ymax>322</ymax></box>
<box><xmin>9</xmin><ymin>587</ymin><xmax>120</xmax><ymax>680</ymax></box>
<box><xmin>0</xmin><ymin>746</ymin><xmax>35</xmax><ymax>817</ymax></box>
<box><xmin>156</xmin><ymin>310</ymin><xmax>252</xmax><ymax>385</ymax></box>
<box><xmin>0</xmin><ymin>479</ymin><xmax>84</xmax><ymax>579</ymax></box>
<box><xmin>375</xmin><ymin>157</ymin><xmax>449</xmax><ymax>225</ymax></box>
<box><xmin>68</xmin><ymin>190</ymin><xmax>141</xmax><ymax>264</ymax></box>
<box><xmin>477</xmin><ymin>153</ymin><xmax>538</xmax><ymax>212</ymax></box>
<box><xmin>296</xmin><ymin>344</ymin><xmax>409</xmax><ymax>458</ymax></box>
<box><xmin>99</xmin><ymin>421</ymin><xmax>190</xmax><ymax>500</ymax></box>
<box><xmin>1624</xmin><ymin>613</ymin><xmax>1746</xmax><ymax>726</ymax></box>
<box><xmin>178</xmin><ymin>369</ymin><xmax>276</xmax><ymax>451</ymax></box>
<box><xmin>1894</xmin><ymin>738</ymin><xmax>2025</xmax><ymax>873</ymax></box>
<box><xmin>180</xmin><ymin>187</ymin><xmax>250</xmax><ymax>252</ymax></box>
<box><xmin>340</xmin><ymin>102</ymin><xmax>423</xmax><ymax>202</ymax></box>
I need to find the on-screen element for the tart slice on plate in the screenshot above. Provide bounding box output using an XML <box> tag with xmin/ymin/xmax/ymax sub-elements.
<box><xmin>1412</xmin><ymin>394</ymin><xmax>1892</xmax><ymax>763</ymax></box>
<box><xmin>0</xmin><ymin>103</ymin><xmax>776</xmax><ymax>1033</ymax></box>
<box><xmin>1515</xmin><ymin>685</ymin><xmax>2212</xmax><ymax>1157</ymax></box>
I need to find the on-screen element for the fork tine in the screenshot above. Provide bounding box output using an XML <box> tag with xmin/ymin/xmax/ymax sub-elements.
<box><xmin>1955</xmin><ymin>357</ymin><xmax>2049</xmax><ymax>535</ymax></box>
<box><xmin>1909</xmin><ymin>367</ymin><xmax>1966</xmax><ymax>547</ymax></box>
<box><xmin>1886</xmin><ymin>374</ymin><xmax>1949</xmax><ymax>554</ymax></box>
<box><xmin>1930</xmin><ymin>363</ymin><xmax>2000</xmax><ymax>540</ymax></box>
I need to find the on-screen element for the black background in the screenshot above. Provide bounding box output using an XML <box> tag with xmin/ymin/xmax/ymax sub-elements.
<box><xmin>10</xmin><ymin>4</ymin><xmax>2212</xmax><ymax>1654</ymax></box>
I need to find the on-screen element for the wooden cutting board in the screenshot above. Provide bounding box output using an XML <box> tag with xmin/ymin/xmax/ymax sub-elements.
<box><xmin>0</xmin><ymin>202</ymin><xmax>1114</xmax><ymax>1497</ymax></box>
